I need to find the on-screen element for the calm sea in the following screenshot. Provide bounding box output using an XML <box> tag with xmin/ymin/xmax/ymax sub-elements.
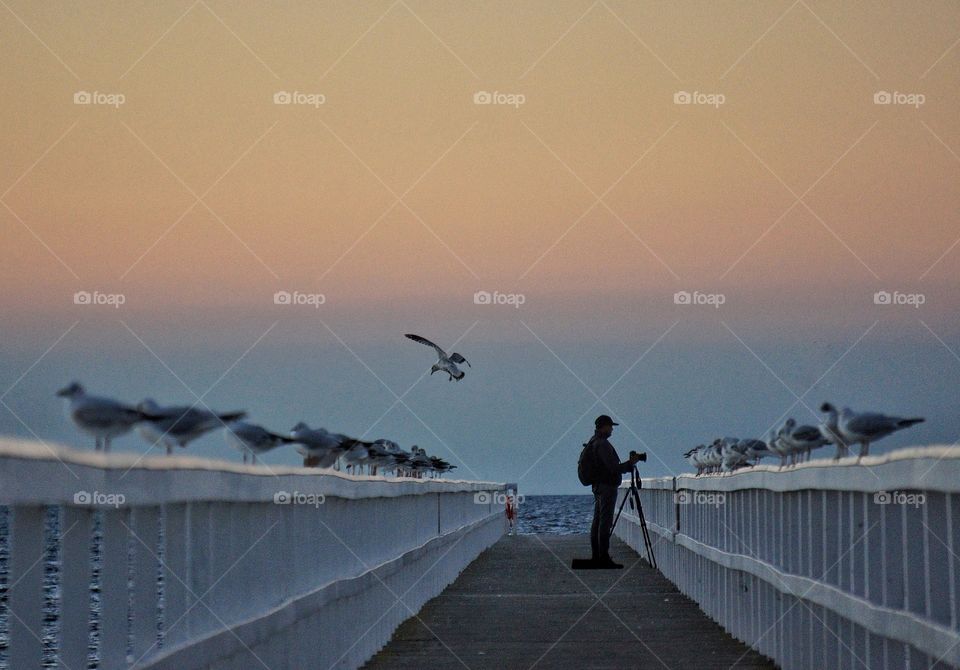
<box><xmin>515</xmin><ymin>494</ymin><xmax>595</xmax><ymax>535</ymax></box>
<box><xmin>0</xmin><ymin>495</ymin><xmax>591</xmax><ymax>667</ymax></box>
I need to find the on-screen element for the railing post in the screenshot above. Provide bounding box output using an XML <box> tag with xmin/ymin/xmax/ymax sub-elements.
<box><xmin>162</xmin><ymin>502</ymin><xmax>190</xmax><ymax>650</ymax></box>
<box><xmin>8</xmin><ymin>505</ymin><xmax>45</xmax><ymax>669</ymax></box>
<box><xmin>59</xmin><ymin>506</ymin><xmax>94</xmax><ymax>669</ymax></box>
<box><xmin>98</xmin><ymin>507</ymin><xmax>130</xmax><ymax>669</ymax></box>
<box><xmin>130</xmin><ymin>507</ymin><xmax>160</xmax><ymax>664</ymax></box>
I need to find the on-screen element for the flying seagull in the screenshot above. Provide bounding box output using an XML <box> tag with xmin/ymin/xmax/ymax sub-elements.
<box><xmin>820</xmin><ymin>402</ymin><xmax>924</xmax><ymax>459</ymax></box>
<box><xmin>404</xmin><ymin>333</ymin><xmax>470</xmax><ymax>381</ymax></box>
<box><xmin>224</xmin><ymin>420</ymin><xmax>295</xmax><ymax>464</ymax></box>
<box><xmin>136</xmin><ymin>399</ymin><xmax>246</xmax><ymax>455</ymax></box>
<box><xmin>57</xmin><ymin>382</ymin><xmax>153</xmax><ymax>451</ymax></box>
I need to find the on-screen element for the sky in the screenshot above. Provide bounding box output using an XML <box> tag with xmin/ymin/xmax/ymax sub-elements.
<box><xmin>1</xmin><ymin>1</ymin><xmax>958</xmax><ymax>493</ymax></box>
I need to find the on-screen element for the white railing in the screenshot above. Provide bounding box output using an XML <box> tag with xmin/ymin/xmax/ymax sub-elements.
<box><xmin>615</xmin><ymin>446</ymin><xmax>960</xmax><ymax>670</ymax></box>
<box><xmin>0</xmin><ymin>438</ymin><xmax>507</xmax><ymax>670</ymax></box>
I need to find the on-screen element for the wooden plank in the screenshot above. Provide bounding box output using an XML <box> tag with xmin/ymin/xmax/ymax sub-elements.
<box><xmin>364</xmin><ymin>534</ymin><xmax>775</xmax><ymax>669</ymax></box>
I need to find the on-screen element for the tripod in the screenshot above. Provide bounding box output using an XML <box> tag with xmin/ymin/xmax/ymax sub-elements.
<box><xmin>611</xmin><ymin>466</ymin><xmax>657</xmax><ymax>569</ymax></box>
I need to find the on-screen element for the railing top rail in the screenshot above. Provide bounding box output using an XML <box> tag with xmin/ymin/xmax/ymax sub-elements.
<box><xmin>0</xmin><ymin>438</ymin><xmax>506</xmax><ymax>506</ymax></box>
<box><xmin>656</xmin><ymin>445</ymin><xmax>960</xmax><ymax>493</ymax></box>
<box><xmin>622</xmin><ymin>475</ymin><xmax>674</xmax><ymax>490</ymax></box>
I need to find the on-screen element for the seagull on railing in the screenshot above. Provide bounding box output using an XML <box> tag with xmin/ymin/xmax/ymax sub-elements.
<box><xmin>289</xmin><ymin>422</ymin><xmax>369</xmax><ymax>469</ymax></box>
<box><xmin>765</xmin><ymin>426</ymin><xmax>791</xmax><ymax>469</ymax></box>
<box><xmin>408</xmin><ymin>445</ymin><xmax>433</xmax><ymax>478</ymax></box>
<box><xmin>738</xmin><ymin>438</ymin><xmax>771</xmax><ymax>464</ymax></box>
<box><xmin>781</xmin><ymin>418</ymin><xmax>830</xmax><ymax>464</ymax></box>
<box><xmin>136</xmin><ymin>399</ymin><xmax>246</xmax><ymax>455</ymax></box>
<box><xmin>429</xmin><ymin>456</ymin><xmax>456</xmax><ymax>477</ymax></box>
<box><xmin>224</xmin><ymin>421</ymin><xmax>295</xmax><ymax>464</ymax></box>
<box><xmin>342</xmin><ymin>440</ymin><xmax>378</xmax><ymax>475</ymax></box>
<box><xmin>720</xmin><ymin>439</ymin><xmax>750</xmax><ymax>473</ymax></box>
<box><xmin>56</xmin><ymin>382</ymin><xmax>153</xmax><ymax>451</ymax></box>
<box><xmin>684</xmin><ymin>446</ymin><xmax>705</xmax><ymax>475</ymax></box>
<box><xmin>404</xmin><ymin>334</ymin><xmax>470</xmax><ymax>381</ymax></box>
<box><xmin>820</xmin><ymin>403</ymin><xmax>924</xmax><ymax>459</ymax></box>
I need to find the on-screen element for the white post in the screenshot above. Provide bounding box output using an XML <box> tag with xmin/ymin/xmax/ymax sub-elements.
<box><xmin>8</xmin><ymin>505</ymin><xmax>45</xmax><ymax>669</ymax></box>
<box><xmin>130</xmin><ymin>507</ymin><xmax>161</xmax><ymax>663</ymax></box>
<box><xmin>59</xmin><ymin>506</ymin><xmax>94</xmax><ymax>668</ymax></box>
<box><xmin>99</xmin><ymin>508</ymin><xmax>130</xmax><ymax>669</ymax></box>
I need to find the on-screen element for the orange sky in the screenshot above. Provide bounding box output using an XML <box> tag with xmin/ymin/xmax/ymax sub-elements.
<box><xmin>1</xmin><ymin>0</ymin><xmax>958</xmax><ymax>323</ymax></box>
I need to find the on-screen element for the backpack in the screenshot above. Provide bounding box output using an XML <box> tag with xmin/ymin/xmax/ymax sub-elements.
<box><xmin>577</xmin><ymin>438</ymin><xmax>598</xmax><ymax>486</ymax></box>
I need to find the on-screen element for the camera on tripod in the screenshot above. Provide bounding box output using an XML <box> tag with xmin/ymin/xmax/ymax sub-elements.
<box><xmin>630</xmin><ymin>450</ymin><xmax>647</xmax><ymax>462</ymax></box>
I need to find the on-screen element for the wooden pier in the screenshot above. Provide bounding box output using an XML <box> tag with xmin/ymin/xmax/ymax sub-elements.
<box><xmin>366</xmin><ymin>534</ymin><xmax>774</xmax><ymax>669</ymax></box>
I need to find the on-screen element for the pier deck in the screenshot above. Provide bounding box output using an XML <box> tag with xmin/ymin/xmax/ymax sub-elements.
<box><xmin>365</xmin><ymin>534</ymin><xmax>774</xmax><ymax>669</ymax></box>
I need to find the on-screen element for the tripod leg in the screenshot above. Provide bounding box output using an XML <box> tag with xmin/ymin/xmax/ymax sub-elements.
<box><xmin>610</xmin><ymin>487</ymin><xmax>632</xmax><ymax>534</ymax></box>
<box><xmin>633</xmin><ymin>491</ymin><xmax>658</xmax><ymax>569</ymax></box>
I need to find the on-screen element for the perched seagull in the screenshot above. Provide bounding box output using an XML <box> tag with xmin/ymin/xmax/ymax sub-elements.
<box><xmin>720</xmin><ymin>439</ymin><xmax>750</xmax><ymax>473</ymax></box>
<box><xmin>428</xmin><ymin>456</ymin><xmax>456</xmax><ymax>477</ymax></box>
<box><xmin>820</xmin><ymin>403</ymin><xmax>924</xmax><ymax>459</ymax></box>
<box><xmin>289</xmin><ymin>422</ymin><xmax>368</xmax><ymax>469</ymax></box>
<box><xmin>136</xmin><ymin>399</ymin><xmax>246</xmax><ymax>455</ymax></box>
<box><xmin>781</xmin><ymin>418</ymin><xmax>830</xmax><ymax>464</ymax></box>
<box><xmin>766</xmin><ymin>427</ymin><xmax>790</xmax><ymax>469</ymax></box>
<box><xmin>684</xmin><ymin>446</ymin><xmax>705</xmax><ymax>475</ymax></box>
<box><xmin>408</xmin><ymin>445</ymin><xmax>433</xmax><ymax>478</ymax></box>
<box><xmin>57</xmin><ymin>382</ymin><xmax>153</xmax><ymax>451</ymax></box>
<box><xmin>342</xmin><ymin>440</ymin><xmax>377</xmax><ymax>474</ymax></box>
<box><xmin>224</xmin><ymin>421</ymin><xmax>295</xmax><ymax>464</ymax></box>
<box><xmin>738</xmin><ymin>438</ymin><xmax>771</xmax><ymax>464</ymax></box>
<box><xmin>404</xmin><ymin>334</ymin><xmax>470</xmax><ymax>381</ymax></box>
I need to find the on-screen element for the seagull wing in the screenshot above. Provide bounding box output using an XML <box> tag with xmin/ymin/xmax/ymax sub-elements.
<box><xmin>449</xmin><ymin>353</ymin><xmax>470</xmax><ymax>367</ymax></box>
<box><xmin>74</xmin><ymin>401</ymin><xmax>140</xmax><ymax>428</ymax></box>
<box><xmin>791</xmin><ymin>425</ymin><xmax>824</xmax><ymax>442</ymax></box>
<box><xmin>405</xmin><ymin>333</ymin><xmax>447</xmax><ymax>358</ymax></box>
<box><xmin>845</xmin><ymin>412</ymin><xmax>900</xmax><ymax>437</ymax></box>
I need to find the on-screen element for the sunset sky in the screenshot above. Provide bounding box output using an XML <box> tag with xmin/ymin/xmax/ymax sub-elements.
<box><xmin>1</xmin><ymin>1</ymin><xmax>958</xmax><ymax>492</ymax></box>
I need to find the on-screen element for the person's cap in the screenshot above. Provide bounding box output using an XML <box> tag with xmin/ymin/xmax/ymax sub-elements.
<box><xmin>595</xmin><ymin>414</ymin><xmax>619</xmax><ymax>427</ymax></box>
